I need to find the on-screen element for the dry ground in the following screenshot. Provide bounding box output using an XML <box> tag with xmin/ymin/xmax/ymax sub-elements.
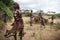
<box><xmin>2</xmin><ymin>17</ymin><xmax>60</xmax><ymax>40</ymax></box>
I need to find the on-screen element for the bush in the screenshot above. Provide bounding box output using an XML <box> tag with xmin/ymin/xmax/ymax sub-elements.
<box><xmin>56</xmin><ymin>14</ymin><xmax>60</xmax><ymax>18</ymax></box>
<box><xmin>0</xmin><ymin>20</ymin><xmax>5</xmax><ymax>30</ymax></box>
<box><xmin>24</xmin><ymin>10</ymin><xmax>30</xmax><ymax>17</ymax></box>
<box><xmin>55</xmin><ymin>22</ymin><xmax>60</xmax><ymax>30</ymax></box>
<box><xmin>0</xmin><ymin>1</ymin><xmax>13</xmax><ymax>22</ymax></box>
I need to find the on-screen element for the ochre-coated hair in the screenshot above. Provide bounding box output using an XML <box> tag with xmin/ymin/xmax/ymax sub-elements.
<box><xmin>13</xmin><ymin>2</ymin><xmax>20</xmax><ymax>9</ymax></box>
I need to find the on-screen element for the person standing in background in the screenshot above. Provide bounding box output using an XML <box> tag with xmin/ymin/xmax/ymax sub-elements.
<box><xmin>2</xmin><ymin>12</ymin><xmax>8</xmax><ymax>23</ymax></box>
<box><xmin>30</xmin><ymin>10</ymin><xmax>33</xmax><ymax>26</ymax></box>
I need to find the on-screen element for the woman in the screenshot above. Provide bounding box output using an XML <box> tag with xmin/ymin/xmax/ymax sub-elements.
<box><xmin>4</xmin><ymin>2</ymin><xmax>24</xmax><ymax>38</ymax></box>
<box><xmin>12</xmin><ymin>2</ymin><xmax>24</xmax><ymax>36</ymax></box>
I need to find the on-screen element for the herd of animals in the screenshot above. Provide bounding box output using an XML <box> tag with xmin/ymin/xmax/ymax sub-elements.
<box><xmin>3</xmin><ymin>2</ymin><xmax>55</xmax><ymax>40</ymax></box>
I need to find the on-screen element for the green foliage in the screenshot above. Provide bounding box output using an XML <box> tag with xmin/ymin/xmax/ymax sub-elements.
<box><xmin>0</xmin><ymin>20</ymin><xmax>5</xmax><ymax>30</ymax></box>
<box><xmin>0</xmin><ymin>1</ymin><xmax>13</xmax><ymax>21</ymax></box>
<box><xmin>55</xmin><ymin>13</ymin><xmax>60</xmax><ymax>18</ymax></box>
<box><xmin>24</xmin><ymin>10</ymin><xmax>30</xmax><ymax>16</ymax></box>
<box><xmin>46</xmin><ymin>13</ymin><xmax>60</xmax><ymax>18</ymax></box>
<box><xmin>45</xmin><ymin>14</ymin><xmax>53</xmax><ymax>16</ymax></box>
<box><xmin>0</xmin><ymin>0</ymin><xmax>14</xmax><ymax>11</ymax></box>
<box><xmin>0</xmin><ymin>0</ymin><xmax>14</xmax><ymax>7</ymax></box>
<box><xmin>0</xmin><ymin>11</ymin><xmax>4</xmax><ymax>20</ymax></box>
<box><xmin>0</xmin><ymin>1</ymin><xmax>13</xmax><ymax>30</ymax></box>
<box><xmin>0</xmin><ymin>0</ymin><xmax>14</xmax><ymax>30</ymax></box>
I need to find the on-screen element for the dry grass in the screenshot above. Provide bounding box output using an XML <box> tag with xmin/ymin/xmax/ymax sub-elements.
<box><xmin>0</xmin><ymin>17</ymin><xmax>60</xmax><ymax>40</ymax></box>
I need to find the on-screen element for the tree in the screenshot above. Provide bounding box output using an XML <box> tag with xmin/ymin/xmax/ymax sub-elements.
<box><xmin>0</xmin><ymin>0</ymin><xmax>14</xmax><ymax>7</ymax></box>
<box><xmin>0</xmin><ymin>0</ymin><xmax>14</xmax><ymax>30</ymax></box>
<box><xmin>24</xmin><ymin>10</ymin><xmax>30</xmax><ymax>16</ymax></box>
<box><xmin>0</xmin><ymin>1</ymin><xmax>13</xmax><ymax>20</ymax></box>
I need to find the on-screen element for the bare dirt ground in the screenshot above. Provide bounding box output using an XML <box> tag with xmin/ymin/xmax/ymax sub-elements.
<box><xmin>5</xmin><ymin>17</ymin><xmax>60</xmax><ymax>40</ymax></box>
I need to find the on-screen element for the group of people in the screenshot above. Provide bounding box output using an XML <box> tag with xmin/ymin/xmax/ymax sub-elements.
<box><xmin>31</xmin><ymin>11</ymin><xmax>55</xmax><ymax>29</ymax></box>
<box><xmin>39</xmin><ymin>12</ymin><xmax>55</xmax><ymax>28</ymax></box>
<box><xmin>3</xmin><ymin>2</ymin><xmax>55</xmax><ymax>40</ymax></box>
